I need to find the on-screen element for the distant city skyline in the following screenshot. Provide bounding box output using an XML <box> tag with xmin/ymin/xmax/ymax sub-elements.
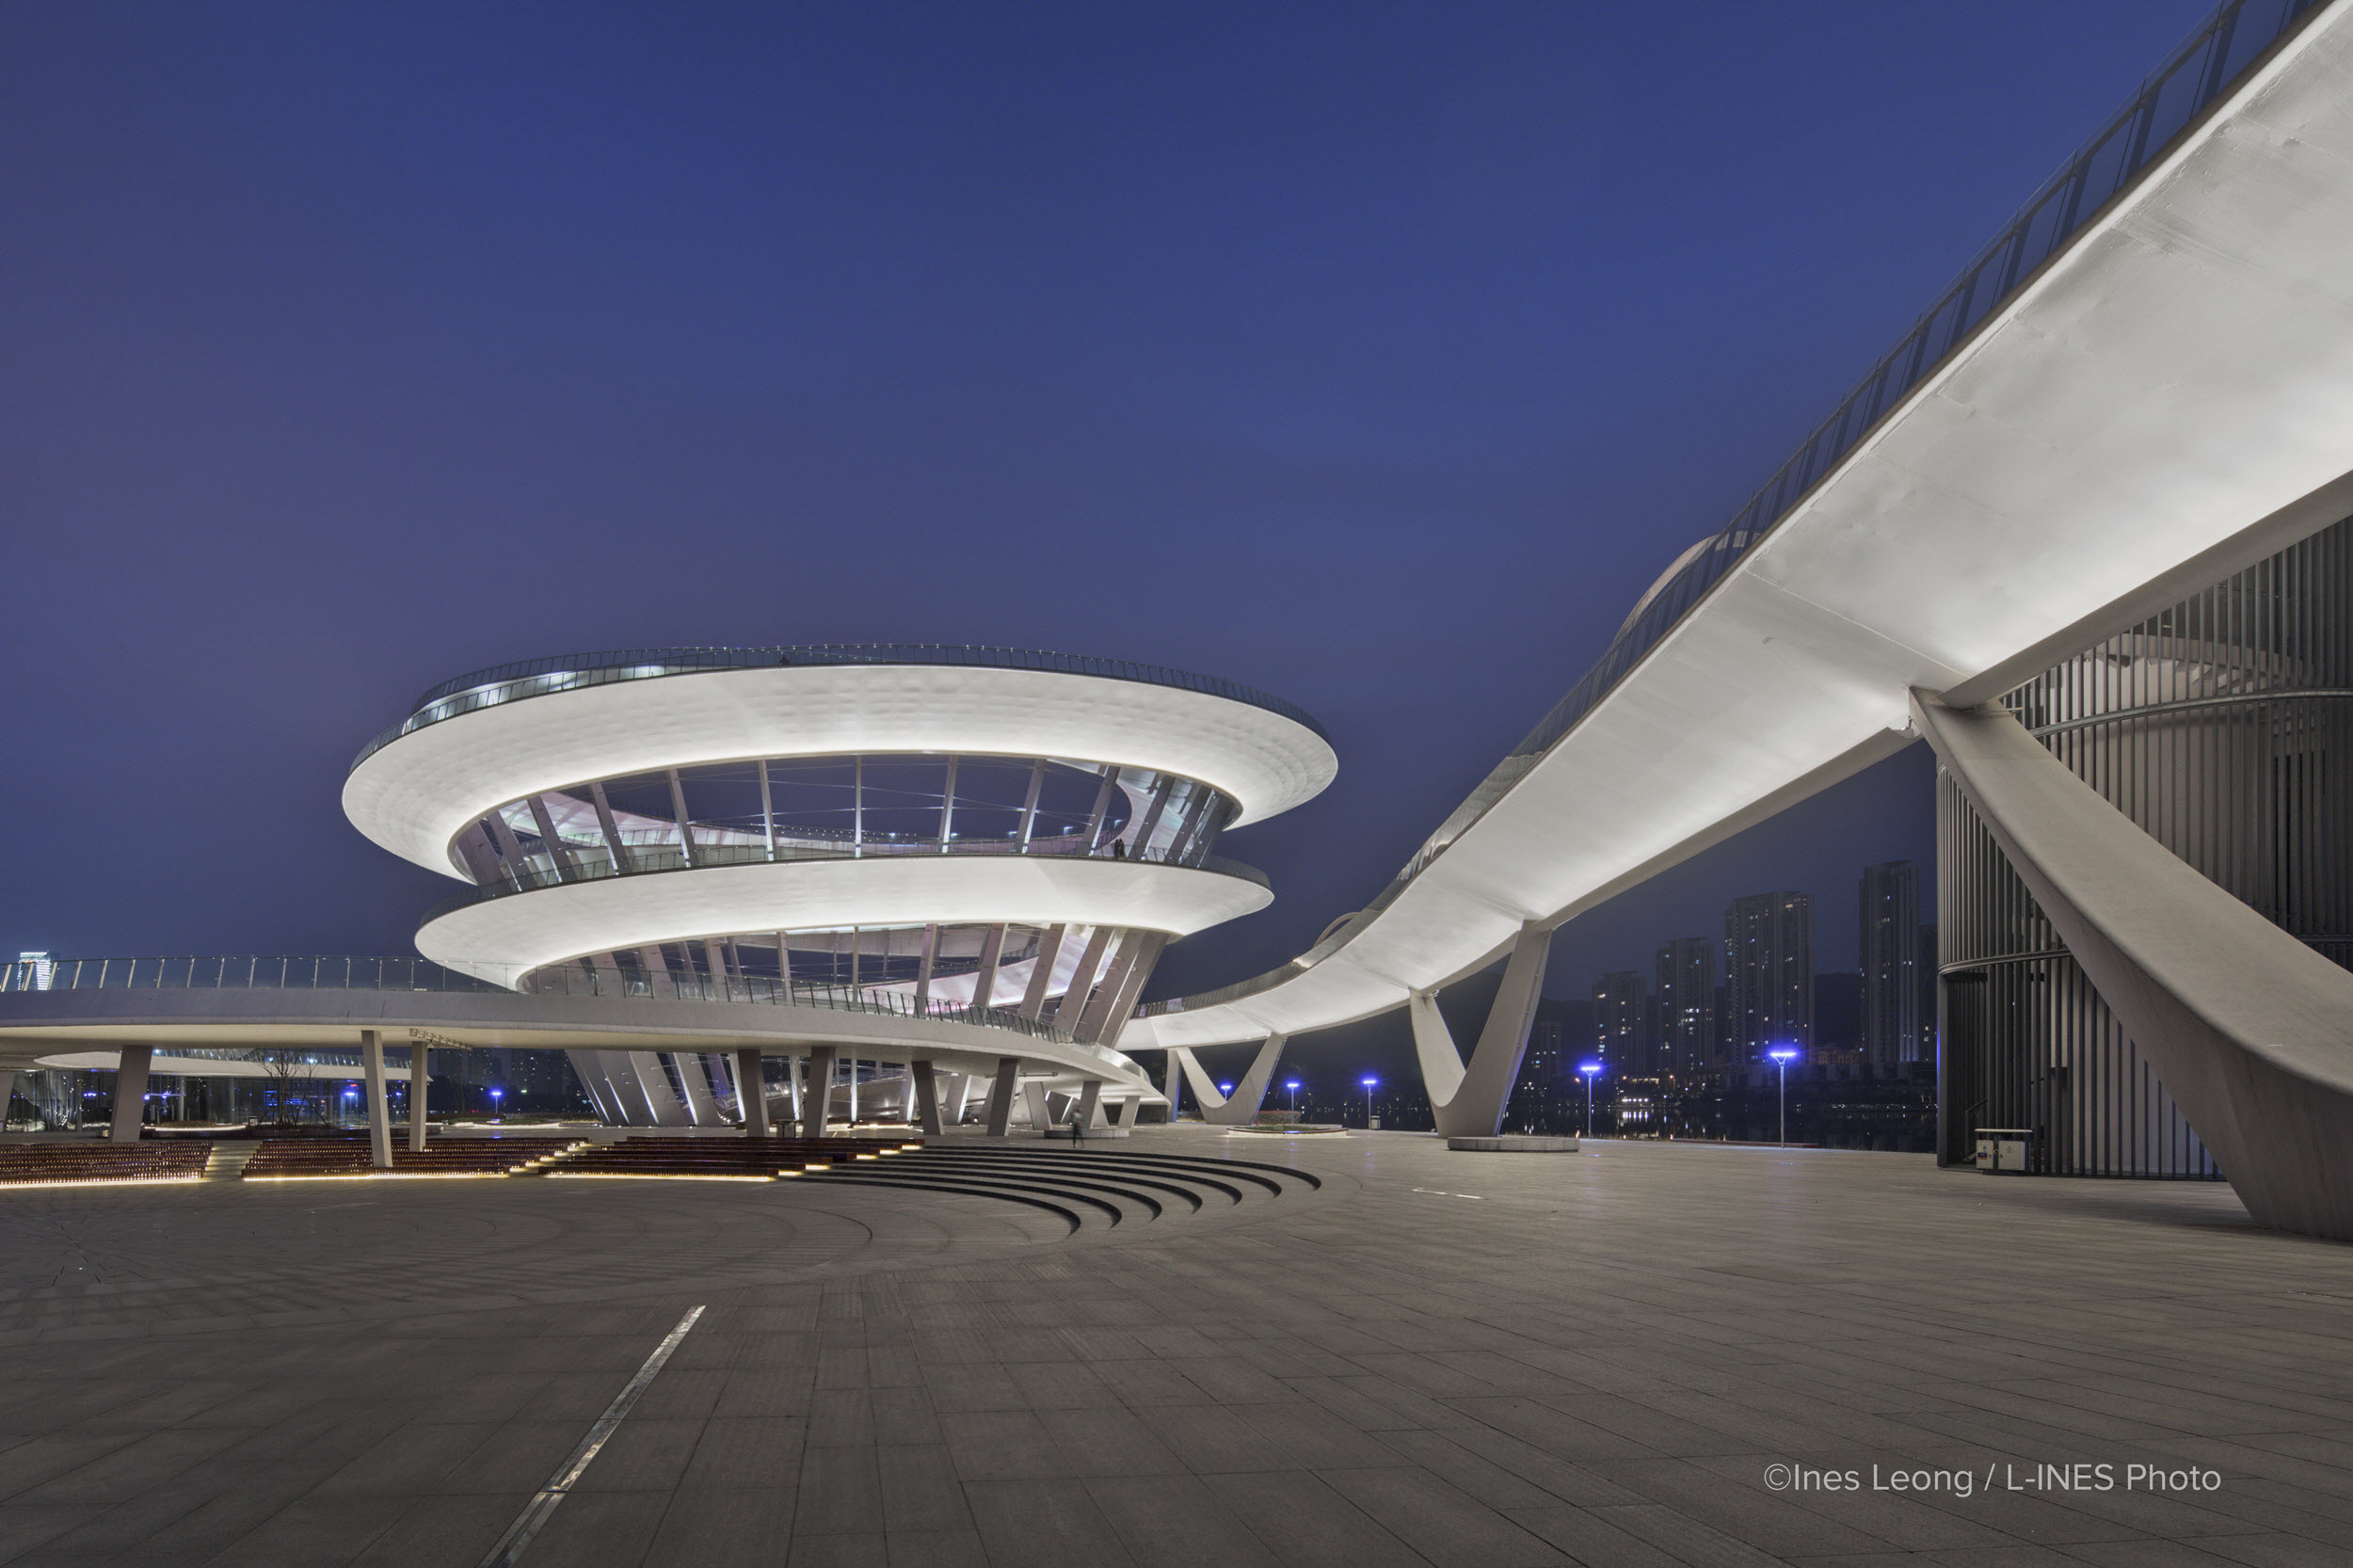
<box><xmin>1564</xmin><ymin>852</ymin><xmax>1942</xmax><ymax>1074</ymax></box>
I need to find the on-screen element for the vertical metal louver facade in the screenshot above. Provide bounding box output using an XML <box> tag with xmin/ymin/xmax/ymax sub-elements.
<box><xmin>1938</xmin><ymin>517</ymin><xmax>2353</xmax><ymax>1176</ymax></box>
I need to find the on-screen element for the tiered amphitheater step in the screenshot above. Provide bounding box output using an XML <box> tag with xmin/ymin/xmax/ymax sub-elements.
<box><xmin>536</xmin><ymin>1135</ymin><xmax>923</xmax><ymax>1179</ymax></box>
<box><xmin>240</xmin><ymin>1136</ymin><xmax>584</xmax><ymax>1179</ymax></box>
<box><xmin>0</xmin><ymin>1141</ymin><xmax>212</xmax><ymax>1187</ymax></box>
<box><xmin>794</xmin><ymin>1143</ymin><xmax>1321</xmax><ymax>1232</ymax></box>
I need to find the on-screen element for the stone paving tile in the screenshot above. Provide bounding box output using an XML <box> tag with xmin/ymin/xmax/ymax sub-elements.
<box><xmin>347</xmin><ymin>1492</ymin><xmax>520</xmax><ymax>1568</ymax></box>
<box><xmin>1035</xmin><ymin>1404</ymin><xmax>1189</xmax><ymax>1479</ymax></box>
<box><xmin>0</xmin><ymin>1134</ymin><xmax>2346</xmax><ymax>1564</ymax></box>
<box><xmin>0</xmin><ymin>1505</ymin><xmax>104</xmax><ymax>1566</ymax></box>
<box><xmin>195</xmin><ymin>1493</ymin><xmax>409</xmax><ymax>1568</ymax></box>
<box><xmin>795</xmin><ymin>1443</ymin><xmax>884</xmax><ymax>1535</ymax></box>
<box><xmin>1086</xmin><ymin>1470</ymin><xmax>1282</xmax><ymax>1568</ymax></box>
<box><xmin>1321</xmin><ymin>1463</ymin><xmax>1574</xmax><ymax>1567</ymax></box>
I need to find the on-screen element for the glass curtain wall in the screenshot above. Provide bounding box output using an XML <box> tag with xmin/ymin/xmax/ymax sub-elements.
<box><xmin>451</xmin><ymin>754</ymin><xmax>1234</xmax><ymax>889</ymax></box>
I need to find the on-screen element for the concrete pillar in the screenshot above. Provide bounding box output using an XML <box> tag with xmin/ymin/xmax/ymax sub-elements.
<box><xmin>910</xmin><ymin>1060</ymin><xmax>943</xmax><ymax>1136</ymax></box>
<box><xmin>1025</xmin><ymin>1083</ymin><xmax>1056</xmax><ymax>1130</ymax></box>
<box><xmin>1048</xmin><ymin>926</ymin><xmax>1115</xmax><ymax>1032</ymax></box>
<box><xmin>1074</xmin><ymin>1080</ymin><xmax>1103</xmax><ymax>1131</ymax></box>
<box><xmin>803</xmin><ymin>1048</ymin><xmax>836</xmax><ymax>1138</ymax></box>
<box><xmin>110</xmin><ymin>1045</ymin><xmax>152</xmax><ymax>1143</ymax></box>
<box><xmin>675</xmin><ymin>1052</ymin><xmax>722</xmax><ymax>1126</ymax></box>
<box><xmin>848</xmin><ymin>1060</ymin><xmax>859</xmax><ymax>1125</ymax></box>
<box><xmin>360</xmin><ymin>1031</ymin><xmax>393</xmax><ymax>1169</ymax></box>
<box><xmin>787</xmin><ymin>1053</ymin><xmax>802</xmax><ymax>1125</ymax></box>
<box><xmin>983</xmin><ymin>1057</ymin><xmax>1020</xmax><ymax>1137</ymax></box>
<box><xmin>1429</xmin><ymin>922</ymin><xmax>1552</xmax><ymax>1140</ymax></box>
<box><xmin>627</xmin><ymin>1051</ymin><xmax>690</xmax><ymax>1126</ymax></box>
<box><xmin>1172</xmin><ymin>1034</ymin><xmax>1288</xmax><ymax>1127</ymax></box>
<box><xmin>735</xmin><ymin>1048</ymin><xmax>771</xmax><ymax>1137</ymax></box>
<box><xmin>409</xmin><ymin>1044</ymin><xmax>429</xmax><ymax>1150</ymax></box>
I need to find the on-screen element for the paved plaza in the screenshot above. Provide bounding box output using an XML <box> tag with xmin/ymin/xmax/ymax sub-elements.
<box><xmin>0</xmin><ymin>1130</ymin><xmax>2346</xmax><ymax>1566</ymax></box>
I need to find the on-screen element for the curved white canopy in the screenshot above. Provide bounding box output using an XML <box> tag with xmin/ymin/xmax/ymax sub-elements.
<box><xmin>416</xmin><ymin>856</ymin><xmax>1270</xmax><ymax>982</ymax></box>
<box><xmin>345</xmin><ymin>663</ymin><xmax>1336</xmax><ymax>876</ymax></box>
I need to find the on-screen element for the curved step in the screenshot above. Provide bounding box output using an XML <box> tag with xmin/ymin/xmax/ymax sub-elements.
<box><xmin>794</xmin><ymin>1171</ymin><xmax>1112</xmax><ymax>1231</ymax></box>
<box><xmin>877</xmin><ymin>1153</ymin><xmax>1203</xmax><ymax>1216</ymax></box>
<box><xmin>805</xmin><ymin>1164</ymin><xmax>1142</xmax><ymax>1225</ymax></box>
<box><xmin>793</xmin><ymin>1143</ymin><xmax>1319</xmax><ymax>1232</ymax></box>
<box><xmin>941</xmin><ymin>1144</ymin><xmax>1321</xmax><ymax>1196</ymax></box>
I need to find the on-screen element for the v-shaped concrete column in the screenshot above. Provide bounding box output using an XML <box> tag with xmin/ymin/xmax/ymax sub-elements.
<box><xmin>1170</xmin><ymin>1034</ymin><xmax>1286</xmax><ymax>1126</ymax></box>
<box><xmin>1913</xmin><ymin>691</ymin><xmax>2353</xmax><ymax>1240</ymax></box>
<box><xmin>1412</xmin><ymin>920</ymin><xmax>1552</xmax><ymax>1139</ymax></box>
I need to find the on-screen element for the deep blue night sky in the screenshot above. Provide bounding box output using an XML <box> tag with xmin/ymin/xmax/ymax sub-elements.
<box><xmin>3</xmin><ymin>2</ymin><xmax>2215</xmax><ymax>1014</ymax></box>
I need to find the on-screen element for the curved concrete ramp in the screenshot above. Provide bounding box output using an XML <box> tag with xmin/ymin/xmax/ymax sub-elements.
<box><xmin>1913</xmin><ymin>692</ymin><xmax>2353</xmax><ymax>1240</ymax></box>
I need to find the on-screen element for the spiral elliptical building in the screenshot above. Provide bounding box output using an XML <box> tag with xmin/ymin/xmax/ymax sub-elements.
<box><xmin>341</xmin><ymin>646</ymin><xmax>1335</xmax><ymax>1131</ymax></box>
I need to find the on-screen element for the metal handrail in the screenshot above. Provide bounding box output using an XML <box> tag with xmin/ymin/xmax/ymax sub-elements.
<box><xmin>354</xmin><ymin>643</ymin><xmax>1328</xmax><ymax>769</ymax></box>
<box><xmin>1144</xmin><ymin>0</ymin><xmax>2326</xmax><ymax>1021</ymax></box>
<box><xmin>0</xmin><ymin>955</ymin><xmax>1078</xmax><ymax>1043</ymax></box>
<box><xmin>424</xmin><ymin>840</ymin><xmax>1272</xmax><ymax>923</ymax></box>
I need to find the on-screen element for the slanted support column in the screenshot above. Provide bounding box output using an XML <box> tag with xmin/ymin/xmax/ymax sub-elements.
<box><xmin>675</xmin><ymin>1053</ymin><xmax>722</xmax><ymax>1126</ymax></box>
<box><xmin>983</xmin><ymin>1057</ymin><xmax>1020</xmax><ymax>1137</ymax></box>
<box><xmin>803</xmin><ymin>1048</ymin><xmax>836</xmax><ymax>1139</ymax></box>
<box><xmin>1913</xmin><ymin>689</ymin><xmax>2353</xmax><ymax>1240</ymax></box>
<box><xmin>1162</xmin><ymin>1051</ymin><xmax>1183</xmax><ymax>1120</ymax></box>
<box><xmin>1018</xmin><ymin>925</ymin><xmax>1067</xmax><ymax>1020</ymax></box>
<box><xmin>912</xmin><ymin>925</ymin><xmax>937</xmax><ymax>1016</ymax></box>
<box><xmin>911</xmin><ymin>1060</ymin><xmax>943</xmax><ymax>1136</ymax></box>
<box><xmin>1422</xmin><ymin>920</ymin><xmax>1554</xmax><ymax>1139</ymax></box>
<box><xmin>735</xmin><ymin>1048</ymin><xmax>771</xmax><ymax>1137</ymax></box>
<box><xmin>1073</xmin><ymin>1080</ymin><xmax>1103</xmax><ymax>1130</ymax></box>
<box><xmin>111</xmin><ymin>1045</ymin><xmax>152</xmax><ymax>1143</ymax></box>
<box><xmin>360</xmin><ymin>1031</ymin><xmax>393</xmax><ymax>1170</ymax></box>
<box><xmin>628</xmin><ymin>1052</ymin><xmax>691</xmax><ymax>1126</ymax></box>
<box><xmin>409</xmin><ymin>1044</ymin><xmax>429</xmax><ymax>1149</ymax></box>
<box><xmin>968</xmin><ymin>925</ymin><xmax>1007</xmax><ymax>1016</ymax></box>
<box><xmin>1048</xmin><ymin>926</ymin><xmax>1115</xmax><ymax>1032</ymax></box>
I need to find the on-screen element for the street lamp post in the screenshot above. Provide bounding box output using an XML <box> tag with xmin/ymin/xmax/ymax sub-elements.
<box><xmin>1286</xmin><ymin>1079</ymin><xmax>1301</xmax><ymax>1117</ymax></box>
<box><xmin>1768</xmin><ymin>1048</ymin><xmax>1799</xmax><ymax>1146</ymax></box>
<box><xmin>1360</xmin><ymin>1075</ymin><xmax>1378</xmax><ymax>1129</ymax></box>
<box><xmin>1577</xmin><ymin>1062</ymin><xmax>1601</xmax><ymax>1138</ymax></box>
<box><xmin>489</xmin><ymin>1087</ymin><xmax>504</xmax><ymax>1121</ymax></box>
